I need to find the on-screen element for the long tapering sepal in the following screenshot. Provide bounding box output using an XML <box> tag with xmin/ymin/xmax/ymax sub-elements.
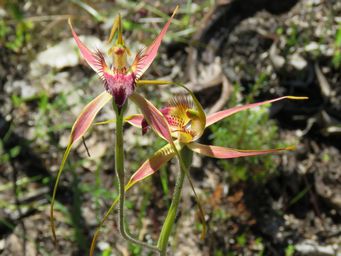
<box><xmin>131</xmin><ymin>6</ymin><xmax>178</xmax><ymax>80</ymax></box>
<box><xmin>205</xmin><ymin>96</ymin><xmax>308</xmax><ymax>128</ymax></box>
<box><xmin>126</xmin><ymin>143</ymin><xmax>178</xmax><ymax>190</ymax></box>
<box><xmin>50</xmin><ymin>91</ymin><xmax>112</xmax><ymax>242</ymax></box>
<box><xmin>68</xmin><ymin>18</ymin><xmax>109</xmax><ymax>76</ymax></box>
<box><xmin>187</xmin><ymin>142</ymin><xmax>295</xmax><ymax>159</ymax></box>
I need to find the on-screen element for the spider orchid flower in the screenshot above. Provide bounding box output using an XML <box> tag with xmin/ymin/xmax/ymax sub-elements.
<box><xmin>50</xmin><ymin>7</ymin><xmax>179</xmax><ymax>241</ymax></box>
<box><xmin>124</xmin><ymin>95</ymin><xmax>308</xmax><ymax>189</ymax></box>
<box><xmin>68</xmin><ymin>6</ymin><xmax>178</xmax><ymax>108</ymax></box>
<box><xmin>88</xmin><ymin>94</ymin><xmax>307</xmax><ymax>253</ymax></box>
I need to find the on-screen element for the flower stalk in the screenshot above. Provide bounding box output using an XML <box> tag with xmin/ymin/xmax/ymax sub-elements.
<box><xmin>158</xmin><ymin>147</ymin><xmax>193</xmax><ymax>255</ymax></box>
<box><xmin>112</xmin><ymin>101</ymin><xmax>159</xmax><ymax>252</ymax></box>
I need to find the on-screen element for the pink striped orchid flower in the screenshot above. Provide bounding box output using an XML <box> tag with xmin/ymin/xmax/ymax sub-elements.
<box><xmin>50</xmin><ymin>7</ymin><xmax>179</xmax><ymax>241</ymax></box>
<box><xmin>68</xmin><ymin>6</ymin><xmax>178</xmax><ymax>109</ymax></box>
<box><xmin>124</xmin><ymin>95</ymin><xmax>307</xmax><ymax>189</ymax></box>
<box><xmin>64</xmin><ymin>4</ymin><xmax>178</xmax><ymax>147</ymax></box>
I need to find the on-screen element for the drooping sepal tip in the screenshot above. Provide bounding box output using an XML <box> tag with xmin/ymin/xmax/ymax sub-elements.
<box><xmin>50</xmin><ymin>92</ymin><xmax>111</xmax><ymax>242</ymax></box>
<box><xmin>286</xmin><ymin>96</ymin><xmax>309</xmax><ymax>100</ymax></box>
<box><xmin>173</xmin><ymin>5</ymin><xmax>179</xmax><ymax>15</ymax></box>
<box><xmin>50</xmin><ymin>142</ymin><xmax>72</xmax><ymax>244</ymax></box>
<box><xmin>67</xmin><ymin>17</ymin><xmax>73</xmax><ymax>30</ymax></box>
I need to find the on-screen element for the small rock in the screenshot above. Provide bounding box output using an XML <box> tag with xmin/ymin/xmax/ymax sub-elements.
<box><xmin>0</xmin><ymin>239</ymin><xmax>5</xmax><ymax>250</ymax></box>
<box><xmin>289</xmin><ymin>53</ymin><xmax>307</xmax><ymax>70</ymax></box>
<box><xmin>270</xmin><ymin>43</ymin><xmax>285</xmax><ymax>69</ymax></box>
<box><xmin>97</xmin><ymin>241</ymin><xmax>110</xmax><ymax>251</ymax></box>
<box><xmin>5</xmin><ymin>233</ymin><xmax>36</xmax><ymax>256</ymax></box>
<box><xmin>295</xmin><ymin>240</ymin><xmax>338</xmax><ymax>256</ymax></box>
<box><xmin>304</xmin><ymin>42</ymin><xmax>319</xmax><ymax>52</ymax></box>
<box><xmin>4</xmin><ymin>80</ymin><xmax>38</xmax><ymax>99</ymax></box>
<box><xmin>0</xmin><ymin>7</ymin><xmax>6</xmax><ymax>17</ymax></box>
<box><xmin>31</xmin><ymin>36</ymin><xmax>105</xmax><ymax>72</ymax></box>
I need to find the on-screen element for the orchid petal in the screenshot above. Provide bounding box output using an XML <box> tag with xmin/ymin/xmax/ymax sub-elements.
<box><xmin>206</xmin><ymin>96</ymin><xmax>308</xmax><ymax>128</ymax></box>
<box><xmin>70</xmin><ymin>92</ymin><xmax>112</xmax><ymax>143</ymax></box>
<box><xmin>131</xmin><ymin>6</ymin><xmax>178</xmax><ymax>80</ymax></box>
<box><xmin>68</xmin><ymin>19</ymin><xmax>109</xmax><ymax>75</ymax></box>
<box><xmin>187</xmin><ymin>142</ymin><xmax>295</xmax><ymax>159</ymax></box>
<box><xmin>50</xmin><ymin>91</ymin><xmax>112</xmax><ymax>242</ymax></box>
<box><xmin>126</xmin><ymin>143</ymin><xmax>177</xmax><ymax>189</ymax></box>
<box><xmin>129</xmin><ymin>93</ymin><xmax>173</xmax><ymax>142</ymax></box>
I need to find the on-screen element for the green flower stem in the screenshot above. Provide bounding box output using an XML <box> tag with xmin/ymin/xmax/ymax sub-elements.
<box><xmin>158</xmin><ymin>169</ymin><xmax>185</xmax><ymax>255</ymax></box>
<box><xmin>113</xmin><ymin>102</ymin><xmax>159</xmax><ymax>252</ymax></box>
<box><xmin>157</xmin><ymin>147</ymin><xmax>193</xmax><ymax>255</ymax></box>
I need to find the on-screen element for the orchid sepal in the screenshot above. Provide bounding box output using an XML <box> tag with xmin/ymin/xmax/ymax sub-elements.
<box><xmin>131</xmin><ymin>6</ymin><xmax>179</xmax><ymax>80</ymax></box>
<box><xmin>125</xmin><ymin>142</ymin><xmax>180</xmax><ymax>190</ymax></box>
<box><xmin>50</xmin><ymin>91</ymin><xmax>111</xmax><ymax>241</ymax></box>
<box><xmin>187</xmin><ymin>142</ymin><xmax>295</xmax><ymax>159</ymax></box>
<box><xmin>129</xmin><ymin>93</ymin><xmax>173</xmax><ymax>142</ymax></box>
<box><xmin>206</xmin><ymin>96</ymin><xmax>309</xmax><ymax>128</ymax></box>
<box><xmin>68</xmin><ymin>19</ymin><xmax>109</xmax><ymax>76</ymax></box>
